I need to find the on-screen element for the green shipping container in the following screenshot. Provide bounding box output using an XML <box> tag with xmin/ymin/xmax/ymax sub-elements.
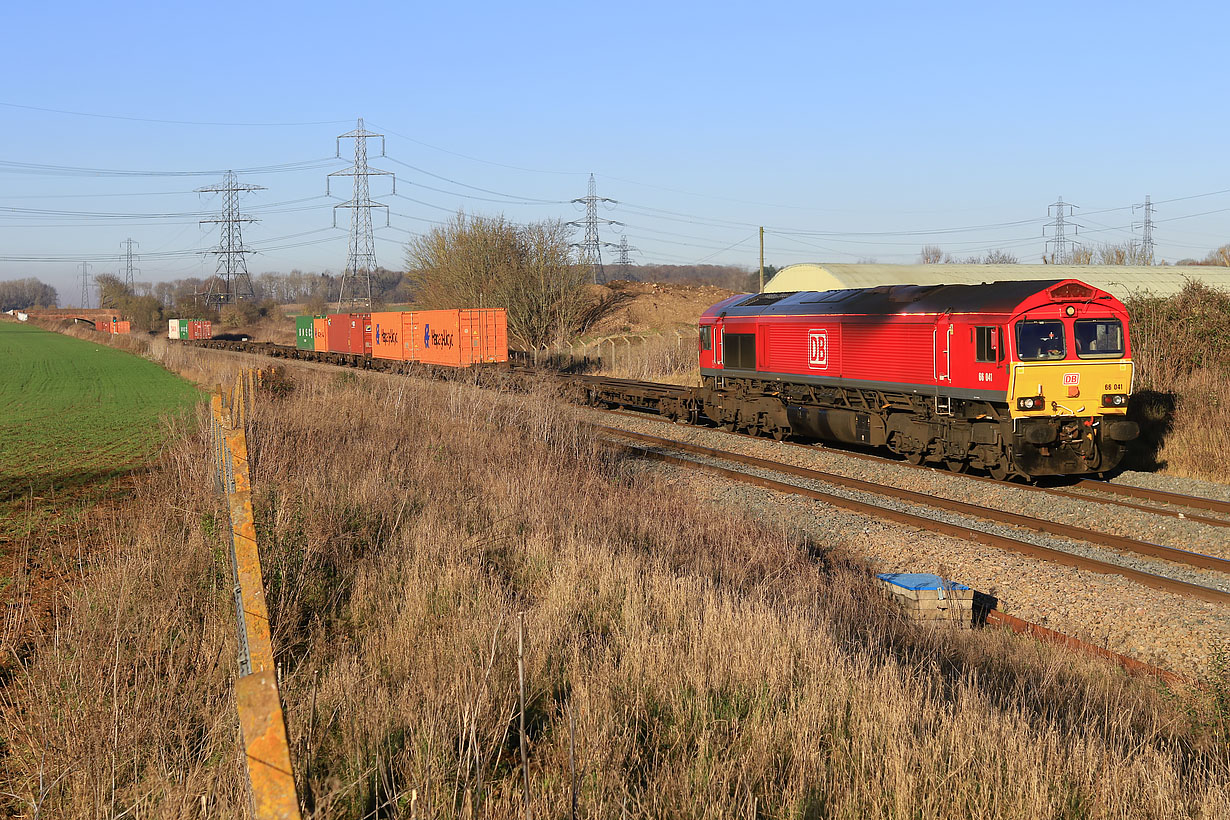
<box><xmin>179</xmin><ymin>322</ymin><xmax>189</xmax><ymax>340</ymax></box>
<box><xmin>295</xmin><ymin>315</ymin><xmax>315</xmax><ymax>350</ymax></box>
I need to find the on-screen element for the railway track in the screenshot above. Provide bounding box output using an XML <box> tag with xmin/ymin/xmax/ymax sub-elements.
<box><xmin>578</xmin><ymin>375</ymin><xmax>1230</xmax><ymax>524</ymax></box>
<box><xmin>595</xmin><ymin>425</ymin><xmax>1230</xmax><ymax>607</ymax></box>
<box><xmin>598</xmin><ymin>406</ymin><xmax>1230</xmax><ymax>529</ymax></box>
<box><xmin>190</xmin><ymin>339</ymin><xmax>1230</xmax><ymax>536</ymax></box>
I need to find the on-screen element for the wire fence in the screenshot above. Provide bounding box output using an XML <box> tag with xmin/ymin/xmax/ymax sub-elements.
<box><xmin>210</xmin><ymin>368</ymin><xmax>302</xmax><ymax>820</ymax></box>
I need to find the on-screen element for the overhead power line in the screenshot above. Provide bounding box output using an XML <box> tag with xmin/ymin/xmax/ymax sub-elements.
<box><xmin>0</xmin><ymin>157</ymin><xmax>341</xmax><ymax>178</ymax></box>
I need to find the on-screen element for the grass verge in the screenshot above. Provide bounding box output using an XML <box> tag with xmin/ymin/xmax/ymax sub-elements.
<box><xmin>3</xmin><ymin>353</ymin><xmax>1226</xmax><ymax>818</ymax></box>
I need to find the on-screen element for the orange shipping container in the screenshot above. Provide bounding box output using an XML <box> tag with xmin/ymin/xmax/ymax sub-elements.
<box><xmin>371</xmin><ymin>312</ymin><xmax>406</xmax><ymax>360</ymax></box>
<box><xmin>313</xmin><ymin>317</ymin><xmax>328</xmax><ymax>351</ymax></box>
<box><xmin>95</xmin><ymin>320</ymin><xmax>110</xmax><ymax>332</ymax></box>
<box><xmin>114</xmin><ymin>321</ymin><xmax>131</xmax><ymax>334</ymax></box>
<box><xmin>406</xmin><ymin>309</ymin><xmax>508</xmax><ymax>367</ymax></box>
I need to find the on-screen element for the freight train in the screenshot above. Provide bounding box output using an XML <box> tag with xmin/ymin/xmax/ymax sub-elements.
<box><xmin>671</xmin><ymin>278</ymin><xmax>1138</xmax><ymax>479</ymax></box>
<box><xmin>176</xmin><ymin>280</ymin><xmax>1139</xmax><ymax>481</ymax></box>
<box><xmin>176</xmin><ymin>309</ymin><xmax>509</xmax><ymax>369</ymax></box>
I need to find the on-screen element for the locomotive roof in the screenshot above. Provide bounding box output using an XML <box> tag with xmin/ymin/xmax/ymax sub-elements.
<box><xmin>704</xmin><ymin>279</ymin><xmax>1106</xmax><ymax>319</ymax></box>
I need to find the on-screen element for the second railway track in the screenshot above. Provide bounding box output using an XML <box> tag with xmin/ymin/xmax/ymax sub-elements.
<box><xmin>596</xmin><ymin>425</ymin><xmax>1230</xmax><ymax>607</ymax></box>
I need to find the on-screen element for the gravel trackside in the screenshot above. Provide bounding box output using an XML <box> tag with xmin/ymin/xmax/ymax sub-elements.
<box><xmin>590</xmin><ymin>408</ymin><xmax>1230</xmax><ymax>677</ymax></box>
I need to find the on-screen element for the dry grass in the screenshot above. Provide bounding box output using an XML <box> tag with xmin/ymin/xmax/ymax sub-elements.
<box><xmin>1124</xmin><ymin>284</ymin><xmax>1230</xmax><ymax>481</ymax></box>
<box><xmin>590</xmin><ymin>331</ymin><xmax>701</xmax><ymax>385</ymax></box>
<box><xmin>4</xmin><ymin>343</ymin><xmax>1228</xmax><ymax>818</ymax></box>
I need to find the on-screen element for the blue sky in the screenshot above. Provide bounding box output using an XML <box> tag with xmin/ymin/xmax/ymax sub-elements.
<box><xmin>3</xmin><ymin>1</ymin><xmax>1229</xmax><ymax>304</ymax></box>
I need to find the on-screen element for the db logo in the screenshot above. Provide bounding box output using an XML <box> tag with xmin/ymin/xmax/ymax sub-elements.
<box><xmin>1063</xmin><ymin>372</ymin><xmax>1080</xmax><ymax>386</ymax></box>
<box><xmin>808</xmin><ymin>329</ymin><xmax>829</xmax><ymax>370</ymax></box>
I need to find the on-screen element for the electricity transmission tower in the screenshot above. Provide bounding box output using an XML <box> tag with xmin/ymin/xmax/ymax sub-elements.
<box><xmin>1133</xmin><ymin>194</ymin><xmax>1155</xmax><ymax>264</ymax></box>
<box><xmin>604</xmin><ymin>234</ymin><xmax>638</xmax><ymax>280</ymax></box>
<box><xmin>197</xmin><ymin>171</ymin><xmax>264</xmax><ymax>306</ymax></box>
<box><xmin>119</xmin><ymin>238</ymin><xmax>139</xmax><ymax>290</ymax></box>
<box><xmin>328</xmin><ymin>118</ymin><xmax>394</xmax><ymax>311</ymax></box>
<box><xmin>78</xmin><ymin>261</ymin><xmax>92</xmax><ymax>309</ymax></box>
<box><xmin>569</xmin><ymin>174</ymin><xmax>621</xmax><ymax>284</ymax></box>
<box><xmin>1043</xmin><ymin>196</ymin><xmax>1080</xmax><ymax>263</ymax></box>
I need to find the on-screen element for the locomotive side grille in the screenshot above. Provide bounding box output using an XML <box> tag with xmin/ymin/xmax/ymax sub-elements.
<box><xmin>723</xmin><ymin>333</ymin><xmax>757</xmax><ymax>371</ymax></box>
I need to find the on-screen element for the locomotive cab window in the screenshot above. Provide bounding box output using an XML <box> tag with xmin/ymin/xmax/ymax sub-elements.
<box><xmin>722</xmin><ymin>332</ymin><xmax>756</xmax><ymax>370</ymax></box>
<box><xmin>1017</xmin><ymin>320</ymin><xmax>1066</xmax><ymax>361</ymax></box>
<box><xmin>1074</xmin><ymin>319</ymin><xmax>1124</xmax><ymax>358</ymax></box>
<box><xmin>974</xmin><ymin>326</ymin><xmax>1002</xmax><ymax>363</ymax></box>
<box><xmin>699</xmin><ymin>327</ymin><xmax>712</xmax><ymax>351</ymax></box>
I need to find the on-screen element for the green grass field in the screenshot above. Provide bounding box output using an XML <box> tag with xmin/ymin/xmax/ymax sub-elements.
<box><xmin>0</xmin><ymin>321</ymin><xmax>202</xmax><ymax>535</ymax></box>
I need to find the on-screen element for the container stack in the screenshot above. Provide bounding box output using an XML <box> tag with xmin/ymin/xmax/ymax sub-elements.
<box><xmin>96</xmin><ymin>317</ymin><xmax>130</xmax><ymax>334</ymax></box>
<box><xmin>877</xmin><ymin>573</ymin><xmax>974</xmax><ymax>627</ymax></box>
<box><xmin>167</xmin><ymin>319</ymin><xmax>213</xmax><ymax>340</ymax></box>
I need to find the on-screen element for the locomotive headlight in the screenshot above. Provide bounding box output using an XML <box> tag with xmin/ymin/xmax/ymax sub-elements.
<box><xmin>1017</xmin><ymin>396</ymin><xmax>1045</xmax><ymax>411</ymax></box>
<box><xmin>1101</xmin><ymin>393</ymin><xmax>1128</xmax><ymax>408</ymax></box>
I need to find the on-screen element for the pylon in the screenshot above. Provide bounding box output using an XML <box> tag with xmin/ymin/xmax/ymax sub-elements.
<box><xmin>198</xmin><ymin>171</ymin><xmax>264</xmax><ymax>305</ymax></box>
<box><xmin>328</xmin><ymin>117</ymin><xmax>394</xmax><ymax>310</ymax></box>
<box><xmin>569</xmin><ymin>174</ymin><xmax>621</xmax><ymax>284</ymax></box>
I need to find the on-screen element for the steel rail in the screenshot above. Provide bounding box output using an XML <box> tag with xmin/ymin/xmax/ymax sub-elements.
<box><xmin>598</xmin><ymin>425</ymin><xmax>1230</xmax><ymax>574</ymax></box>
<box><xmin>1068</xmin><ymin>477</ymin><xmax>1230</xmax><ymax>516</ymax></box>
<box><xmin>598</xmin><ymin>430</ymin><xmax>1230</xmax><ymax>607</ymax></box>
<box><xmin>594</xmin><ymin>400</ymin><xmax>1230</xmax><ymax>527</ymax></box>
<box><xmin>984</xmin><ymin>610</ymin><xmax>1187</xmax><ymax>685</ymax></box>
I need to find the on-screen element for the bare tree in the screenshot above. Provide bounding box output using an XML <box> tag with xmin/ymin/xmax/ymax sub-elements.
<box><xmin>1068</xmin><ymin>246</ymin><xmax>1095</xmax><ymax>265</ymax></box>
<box><xmin>405</xmin><ymin>212</ymin><xmax>588</xmax><ymax>350</ymax></box>
<box><xmin>918</xmin><ymin>245</ymin><xmax>945</xmax><ymax>264</ymax></box>
<box><xmin>0</xmin><ymin>277</ymin><xmax>58</xmax><ymax>311</ymax></box>
<box><xmin>1201</xmin><ymin>244</ymin><xmax>1230</xmax><ymax>266</ymax></box>
<box><xmin>983</xmin><ymin>249</ymin><xmax>1019</xmax><ymax>264</ymax></box>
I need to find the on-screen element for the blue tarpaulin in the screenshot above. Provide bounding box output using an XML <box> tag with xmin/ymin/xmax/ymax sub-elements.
<box><xmin>877</xmin><ymin>573</ymin><xmax>969</xmax><ymax>600</ymax></box>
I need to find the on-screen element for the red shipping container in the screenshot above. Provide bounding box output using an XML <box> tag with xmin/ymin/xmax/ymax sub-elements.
<box><xmin>353</xmin><ymin>313</ymin><xmax>372</xmax><ymax>356</ymax></box>
<box><xmin>325</xmin><ymin>314</ymin><xmax>351</xmax><ymax>354</ymax></box>
<box><xmin>114</xmin><ymin>321</ymin><xmax>131</xmax><ymax>334</ymax></box>
<box><xmin>187</xmin><ymin>320</ymin><xmax>213</xmax><ymax>340</ymax></box>
<box><xmin>371</xmin><ymin>311</ymin><xmax>406</xmax><ymax>360</ymax></box>
<box><xmin>95</xmin><ymin>320</ymin><xmax>110</xmax><ymax>332</ymax></box>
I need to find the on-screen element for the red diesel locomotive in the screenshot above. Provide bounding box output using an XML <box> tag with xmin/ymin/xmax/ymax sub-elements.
<box><xmin>696</xmin><ymin>279</ymin><xmax>1139</xmax><ymax>479</ymax></box>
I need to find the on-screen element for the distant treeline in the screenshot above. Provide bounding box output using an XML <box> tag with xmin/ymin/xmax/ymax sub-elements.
<box><xmin>0</xmin><ymin>278</ymin><xmax>59</xmax><ymax>311</ymax></box>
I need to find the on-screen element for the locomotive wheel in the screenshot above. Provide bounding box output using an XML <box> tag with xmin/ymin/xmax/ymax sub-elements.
<box><xmin>988</xmin><ymin>462</ymin><xmax>1010</xmax><ymax>481</ymax></box>
<box><xmin>904</xmin><ymin>451</ymin><xmax>925</xmax><ymax>465</ymax></box>
<box><xmin>945</xmin><ymin>458</ymin><xmax>968</xmax><ymax>474</ymax></box>
<box><xmin>771</xmin><ymin>427</ymin><xmax>786</xmax><ymax>441</ymax></box>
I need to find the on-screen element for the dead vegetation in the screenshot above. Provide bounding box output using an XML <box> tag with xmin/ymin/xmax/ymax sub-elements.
<box><xmin>1125</xmin><ymin>282</ymin><xmax>1230</xmax><ymax>481</ymax></box>
<box><xmin>3</xmin><ymin>344</ymin><xmax>1228</xmax><ymax>818</ymax></box>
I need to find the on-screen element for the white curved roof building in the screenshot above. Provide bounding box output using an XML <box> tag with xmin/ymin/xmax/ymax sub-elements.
<box><xmin>763</xmin><ymin>263</ymin><xmax>1230</xmax><ymax>299</ymax></box>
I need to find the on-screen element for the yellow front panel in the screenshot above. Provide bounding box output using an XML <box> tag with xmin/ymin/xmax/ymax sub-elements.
<box><xmin>1008</xmin><ymin>361</ymin><xmax>1133</xmax><ymax>419</ymax></box>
